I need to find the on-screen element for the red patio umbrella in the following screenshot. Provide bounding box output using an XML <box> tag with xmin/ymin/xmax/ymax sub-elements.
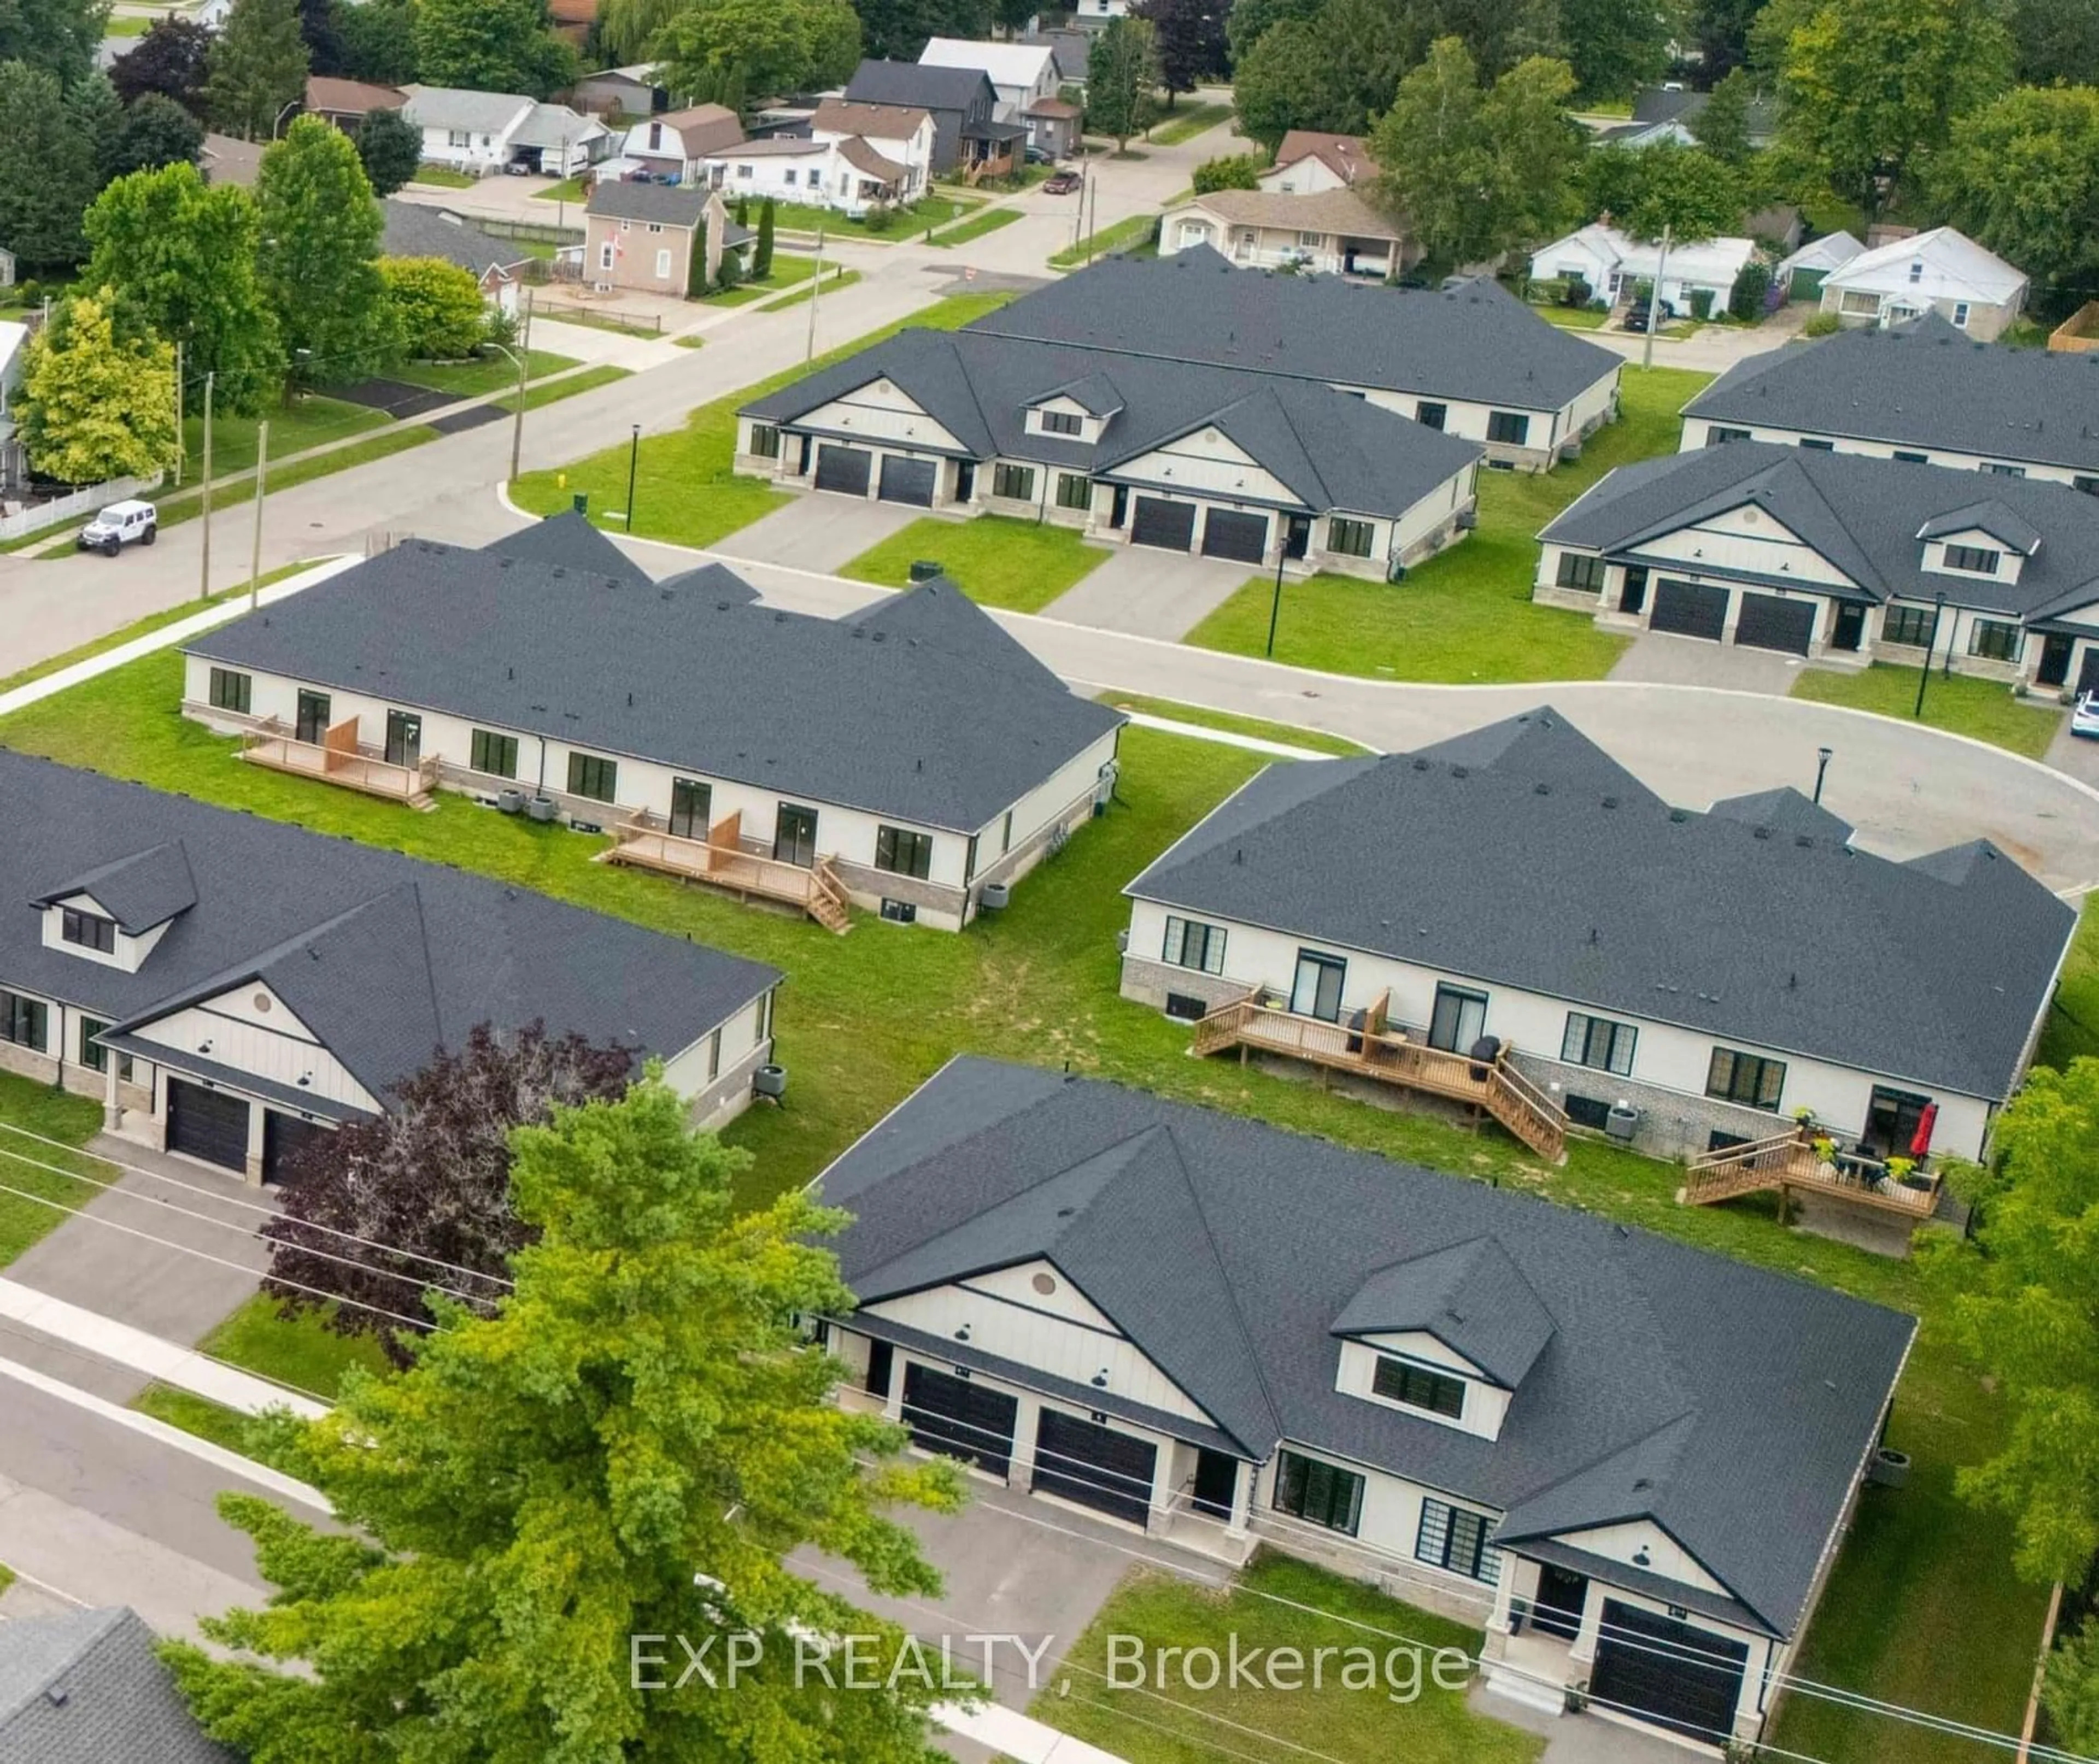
<box><xmin>1910</xmin><ymin>1102</ymin><xmax>1939</xmax><ymax>1159</ymax></box>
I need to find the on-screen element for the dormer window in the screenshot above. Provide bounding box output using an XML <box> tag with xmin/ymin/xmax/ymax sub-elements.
<box><xmin>1944</xmin><ymin>544</ymin><xmax>1998</xmax><ymax>575</ymax></box>
<box><xmin>61</xmin><ymin>908</ymin><xmax>117</xmax><ymax>954</ymax></box>
<box><xmin>1040</xmin><ymin>409</ymin><xmax>1083</xmax><ymax>437</ymax></box>
<box><xmin>1372</xmin><ymin>1355</ymin><xmax>1465</xmax><ymax>1419</ymax></box>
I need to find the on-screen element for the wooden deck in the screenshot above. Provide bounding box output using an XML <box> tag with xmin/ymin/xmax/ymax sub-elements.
<box><xmin>236</xmin><ymin>718</ymin><xmax>436</xmax><ymax>807</ymax></box>
<box><xmin>1680</xmin><ymin>1129</ymin><xmax>1942</xmax><ymax>1220</ymax></box>
<box><xmin>596</xmin><ymin>812</ymin><xmax>851</xmax><ymax>932</ymax></box>
<box><xmin>1192</xmin><ymin>991</ymin><xmax>1567</xmax><ymax>1162</ymax></box>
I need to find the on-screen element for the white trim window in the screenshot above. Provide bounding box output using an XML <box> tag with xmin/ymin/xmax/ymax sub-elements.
<box><xmin>1416</xmin><ymin>1500</ymin><xmax>1502</xmax><ymax>1583</ymax></box>
<box><xmin>1163</xmin><ymin>914</ymin><xmax>1226</xmax><ymax>974</ymax></box>
<box><xmin>655</xmin><ymin>248</ymin><xmax>672</xmax><ymax>279</ymax></box>
<box><xmin>1562</xmin><ymin>1011</ymin><xmax>1637</xmax><ymax>1076</ymax></box>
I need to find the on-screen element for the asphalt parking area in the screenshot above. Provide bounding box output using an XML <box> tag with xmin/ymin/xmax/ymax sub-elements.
<box><xmin>331</xmin><ymin>378</ymin><xmax>457</xmax><ymax>421</ymax></box>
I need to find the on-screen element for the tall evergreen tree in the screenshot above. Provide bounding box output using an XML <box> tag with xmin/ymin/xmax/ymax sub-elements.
<box><xmin>112</xmin><ymin>90</ymin><xmax>208</xmax><ymax>179</ymax></box>
<box><xmin>0</xmin><ymin>63</ymin><xmax>101</xmax><ymax>268</ymax></box>
<box><xmin>334</xmin><ymin>0</ymin><xmax>418</xmax><ymax>84</ymax></box>
<box><xmin>164</xmin><ymin>1077</ymin><xmax>968</xmax><ymax>1764</ymax></box>
<box><xmin>754</xmin><ymin>195</ymin><xmax>776</xmax><ymax>277</ymax></box>
<box><xmin>84</xmin><ymin>160</ymin><xmax>283</xmax><ymax>412</ymax></box>
<box><xmin>206</xmin><ymin>0</ymin><xmax>313</xmax><ymax>140</ymax></box>
<box><xmin>413</xmin><ymin>0</ymin><xmax>576</xmax><ymax>98</ymax></box>
<box><xmin>0</xmin><ymin>0</ymin><xmax>109</xmax><ymax>86</ymax></box>
<box><xmin>354</xmin><ymin>105</ymin><xmax>421</xmax><ymax>195</ymax></box>
<box><xmin>255</xmin><ymin>115</ymin><xmax>395</xmax><ymax>386</ymax></box>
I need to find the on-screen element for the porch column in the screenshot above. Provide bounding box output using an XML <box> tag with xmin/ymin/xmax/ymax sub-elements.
<box><xmin>102</xmin><ymin>1049</ymin><xmax>120</xmax><ymax>1132</ymax></box>
<box><xmin>1224</xmin><ymin>1456</ymin><xmax>1253</xmax><ymax>1540</ymax></box>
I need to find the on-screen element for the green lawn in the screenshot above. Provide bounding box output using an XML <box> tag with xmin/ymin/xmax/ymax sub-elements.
<box><xmin>391</xmin><ymin>348</ymin><xmax>579</xmax><ymax>400</ymax></box>
<box><xmin>763</xmin><ymin>268</ymin><xmax>860</xmax><ymax>309</ymax></box>
<box><xmin>530</xmin><ymin>174</ymin><xmax>590</xmax><ymax>204</ymax></box>
<box><xmin>1790</xmin><ymin>664</ymin><xmax>2065</xmax><ymax>760</ymax></box>
<box><xmin>104</xmin><ymin>13</ymin><xmax>150</xmax><ymax>33</ymax></box>
<box><xmin>501</xmin><ymin>363</ymin><xmax>631</xmax><ymax>413</ymax></box>
<box><xmin>1535</xmin><ymin>304</ymin><xmax>1609</xmax><ymax>329</ymax></box>
<box><xmin>511</xmin><ymin>289</ymin><xmax>1012</xmax><ymax>548</ymax></box>
<box><xmin>182</xmin><ymin>394</ymin><xmax>390</xmax><ymax>483</ymax></box>
<box><xmin>700</xmin><ymin>252</ymin><xmax>820</xmax><ymax>307</ymax></box>
<box><xmin>1034</xmin><ymin>1554</ymin><xmax>1540</xmax><ymax>1764</ymax></box>
<box><xmin>840</xmin><ymin>513</ymin><xmax>1109</xmax><ymax>613</ymax></box>
<box><xmin>766</xmin><ymin>195</ymin><xmax>977</xmax><ymax>242</ymax></box>
<box><xmin>0</xmin><ymin>1072</ymin><xmax>103</xmax><ymax>1267</ymax></box>
<box><xmin>413</xmin><ymin>163</ymin><xmax>477</xmax><ymax>189</ymax></box>
<box><xmin>1147</xmin><ymin>101</ymin><xmax>1236</xmax><ymax>147</ymax></box>
<box><xmin>2036</xmin><ymin>893</ymin><xmax>2099</xmax><ymax>1071</ymax></box>
<box><xmin>1100</xmin><ymin>693</ymin><xmax>1373</xmax><ymax>756</ymax></box>
<box><xmin>1185</xmin><ymin>365</ymin><xmax>1711</xmax><ymax>683</ymax></box>
<box><xmin>928</xmin><ymin>205</ymin><xmax>1023</xmax><ymax>248</ymax></box>
<box><xmin>1050</xmin><ymin>213</ymin><xmax>1156</xmax><ymax>268</ymax></box>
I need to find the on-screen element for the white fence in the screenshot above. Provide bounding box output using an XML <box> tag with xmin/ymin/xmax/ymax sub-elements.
<box><xmin>0</xmin><ymin>472</ymin><xmax>162</xmax><ymax>542</ymax></box>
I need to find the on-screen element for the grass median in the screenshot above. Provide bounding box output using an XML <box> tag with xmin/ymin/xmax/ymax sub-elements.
<box><xmin>840</xmin><ymin>513</ymin><xmax>1107</xmax><ymax>612</ymax></box>
<box><xmin>1790</xmin><ymin>663</ymin><xmax>2064</xmax><ymax>760</ymax></box>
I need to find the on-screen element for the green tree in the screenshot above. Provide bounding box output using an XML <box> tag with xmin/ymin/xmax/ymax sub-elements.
<box><xmin>687</xmin><ymin>215</ymin><xmax>711</xmax><ymax>296</ymax></box>
<box><xmin>413</xmin><ymin>0</ymin><xmax>576</xmax><ymax>98</ymax></box>
<box><xmin>206</xmin><ymin>0</ymin><xmax>312</xmax><ymax>140</ymax></box>
<box><xmin>379</xmin><ymin>256</ymin><xmax>487</xmax><ymax>359</ymax></box>
<box><xmin>0</xmin><ymin>0</ymin><xmax>108</xmax><ymax>85</ymax></box>
<box><xmin>354</xmin><ymin>104</ymin><xmax>421</xmax><ymax>195</ymax></box>
<box><xmin>2011</xmin><ymin>0</ymin><xmax>2099</xmax><ymax>86</ymax></box>
<box><xmin>844</xmin><ymin>0</ymin><xmax>989</xmax><ymax>62</ymax></box>
<box><xmin>1930</xmin><ymin>85</ymin><xmax>2099</xmax><ymax>321</ymax></box>
<box><xmin>1225</xmin><ymin>0</ymin><xmax>1322</xmax><ymax>64</ymax></box>
<box><xmin>256</xmin><ymin>116</ymin><xmax>395</xmax><ymax>387</ymax></box>
<box><xmin>753</xmin><ymin>194</ymin><xmax>775</xmax><ymax>277</ymax></box>
<box><xmin>335</xmin><ymin>0</ymin><xmax>418</xmax><ymax>84</ymax></box>
<box><xmin>1192</xmin><ymin>149</ymin><xmax>1266</xmax><ymax>192</ymax></box>
<box><xmin>1231</xmin><ymin>16</ymin><xmax>1344</xmax><ymax>150</ymax></box>
<box><xmin>17</xmin><ymin>288</ymin><xmax>178</xmax><ymax>483</ymax></box>
<box><xmin>1135</xmin><ymin>0</ymin><xmax>1227</xmax><ymax>101</ymax></box>
<box><xmin>1775</xmin><ymin>0</ymin><xmax>2015</xmax><ymax>213</ymax></box>
<box><xmin>646</xmin><ymin>0</ymin><xmax>860</xmax><ymax>108</ymax></box>
<box><xmin>1582</xmin><ymin>138</ymin><xmax>1744</xmax><ymax>241</ymax></box>
<box><xmin>84</xmin><ymin>160</ymin><xmax>282</xmax><ymax>411</ymax></box>
<box><xmin>1688</xmin><ymin>0</ymin><xmax>1762</xmax><ymax>76</ymax></box>
<box><xmin>110</xmin><ymin>15</ymin><xmax>214</xmax><ymax>110</ymax></box>
<box><xmin>68</xmin><ymin>70</ymin><xmax>126</xmax><ymax>186</ymax></box>
<box><xmin>0</xmin><ymin>62</ymin><xmax>100</xmax><ymax>269</ymax></box>
<box><xmin>2045</xmin><ymin>1628</ymin><xmax>2099</xmax><ymax>1760</ymax></box>
<box><xmin>1087</xmin><ymin>15</ymin><xmax>1161</xmax><ymax>150</ymax></box>
<box><xmin>1690</xmin><ymin>66</ymin><xmax>1756</xmax><ymax>162</ymax></box>
<box><xmin>1479</xmin><ymin>51</ymin><xmax>1581</xmax><ymax>252</ymax></box>
<box><xmin>112</xmin><ymin>91</ymin><xmax>207</xmax><ymax>179</ymax></box>
<box><xmin>163</xmin><ymin>1078</ymin><xmax>965</xmax><ymax>1764</ymax></box>
<box><xmin>1927</xmin><ymin>1058</ymin><xmax>2099</xmax><ymax>1586</ymax></box>
<box><xmin>1556</xmin><ymin>0</ymin><xmax>1672</xmax><ymax>101</ymax></box>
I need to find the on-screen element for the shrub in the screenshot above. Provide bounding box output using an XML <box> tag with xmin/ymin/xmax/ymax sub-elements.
<box><xmin>1689</xmin><ymin>287</ymin><xmax>1714</xmax><ymax>320</ymax></box>
<box><xmin>2045</xmin><ymin>1625</ymin><xmax>2099</xmax><ymax>1756</ymax></box>
<box><xmin>377</xmin><ymin>255</ymin><xmax>486</xmax><ymax>360</ymax></box>
<box><xmin>860</xmin><ymin>202</ymin><xmax>895</xmax><ymax>233</ymax></box>
<box><xmin>1561</xmin><ymin>274</ymin><xmax>1590</xmax><ymax>307</ymax></box>
<box><xmin>482</xmin><ymin>303</ymin><xmax>518</xmax><ymax>349</ymax></box>
<box><xmin>1727</xmin><ymin>260</ymin><xmax>1771</xmax><ymax>321</ymax></box>
<box><xmin>714</xmin><ymin>250</ymin><xmax>742</xmax><ymax>291</ymax></box>
<box><xmin>1802</xmin><ymin>309</ymin><xmax>1843</xmax><ymax>337</ymax></box>
<box><xmin>14</xmin><ymin>279</ymin><xmax>40</xmax><ymax>304</ymax></box>
<box><xmin>1191</xmin><ymin>150</ymin><xmax>1265</xmax><ymax>194</ymax></box>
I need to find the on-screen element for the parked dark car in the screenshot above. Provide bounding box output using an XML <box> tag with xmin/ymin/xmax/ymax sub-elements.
<box><xmin>1621</xmin><ymin>299</ymin><xmax>1679</xmax><ymax>333</ymax></box>
<box><xmin>1024</xmin><ymin>144</ymin><xmax>1053</xmax><ymax>164</ymax></box>
<box><xmin>1043</xmin><ymin>171</ymin><xmax>1080</xmax><ymax>193</ymax></box>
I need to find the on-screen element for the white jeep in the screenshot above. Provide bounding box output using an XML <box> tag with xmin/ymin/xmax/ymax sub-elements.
<box><xmin>78</xmin><ymin>499</ymin><xmax>157</xmax><ymax>556</ymax></box>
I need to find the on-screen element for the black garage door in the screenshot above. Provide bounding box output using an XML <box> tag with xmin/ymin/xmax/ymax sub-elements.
<box><xmin>878</xmin><ymin>455</ymin><xmax>936</xmax><ymax>507</ymax></box>
<box><xmin>167</xmin><ymin>1079</ymin><xmax>249</xmax><ymax>1173</ymax></box>
<box><xmin>900</xmin><ymin>1363</ymin><xmax>1018</xmax><ymax>1478</ymax></box>
<box><xmin>1734</xmin><ymin>592</ymin><xmax>1814</xmax><ymax>655</ymax></box>
<box><xmin>263</xmin><ymin>1112</ymin><xmax>327</xmax><ymax>1186</ymax></box>
<box><xmin>813</xmin><ymin>443</ymin><xmax>872</xmax><ymax>496</ymax></box>
<box><xmin>1588</xmin><ymin>1600</ymin><xmax>1749</xmax><ymax>1745</ymax></box>
<box><xmin>1130</xmin><ymin>495</ymin><xmax>1197</xmax><ymax>552</ymax></box>
<box><xmin>1031</xmin><ymin>1410</ymin><xmax>1158</xmax><ymax>1526</ymax></box>
<box><xmin>1649</xmin><ymin>578</ymin><xmax>1729</xmax><ymax>642</ymax></box>
<box><xmin>1200</xmin><ymin>508</ymin><xmax>1268</xmax><ymax>563</ymax></box>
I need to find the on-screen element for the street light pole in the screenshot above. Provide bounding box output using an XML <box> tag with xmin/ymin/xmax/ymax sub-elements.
<box><xmin>247</xmin><ymin>419</ymin><xmax>268</xmax><ymax>611</ymax></box>
<box><xmin>1914</xmin><ymin>591</ymin><xmax>1946</xmax><ymax>719</ymax></box>
<box><xmin>1642</xmin><ymin>224</ymin><xmax>1670</xmax><ymax>372</ymax></box>
<box><xmin>197</xmin><ymin>371</ymin><xmax>214</xmax><ymax>601</ymax></box>
<box><xmin>805</xmin><ymin>226</ymin><xmax>824</xmax><ymax>363</ymax></box>
<box><xmin>271</xmin><ymin>99</ymin><xmax>300</xmax><ymax>139</ymax></box>
<box><xmin>1813</xmin><ymin>745</ymin><xmax>1832</xmax><ymax>804</ymax></box>
<box><xmin>1265</xmin><ymin>536</ymin><xmax>1286</xmax><ymax>657</ymax></box>
<box><xmin>625</xmin><ymin>423</ymin><xmax>640</xmax><ymax>530</ymax></box>
<box><xmin>485</xmin><ymin>342</ymin><xmax>529</xmax><ymax>485</ymax></box>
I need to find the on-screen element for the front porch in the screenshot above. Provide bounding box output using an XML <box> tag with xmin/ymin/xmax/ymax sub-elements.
<box><xmin>231</xmin><ymin>713</ymin><xmax>437</xmax><ymax>807</ymax></box>
<box><xmin>596</xmin><ymin>808</ymin><xmax>851</xmax><ymax>933</ymax></box>
<box><xmin>1192</xmin><ymin>989</ymin><xmax>1569</xmax><ymax>1162</ymax></box>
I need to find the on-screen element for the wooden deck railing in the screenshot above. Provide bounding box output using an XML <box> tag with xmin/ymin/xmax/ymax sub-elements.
<box><xmin>234</xmin><ymin>716</ymin><xmax>431</xmax><ymax>805</ymax></box>
<box><xmin>1192</xmin><ymin>991</ymin><xmax>1567</xmax><ymax>1163</ymax></box>
<box><xmin>596</xmin><ymin>819</ymin><xmax>851</xmax><ymax>932</ymax></box>
<box><xmin>1681</xmin><ymin>1129</ymin><xmax>1941</xmax><ymax>1220</ymax></box>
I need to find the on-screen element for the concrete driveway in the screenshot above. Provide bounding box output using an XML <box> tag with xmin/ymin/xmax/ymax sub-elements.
<box><xmin>728</xmin><ymin>494</ymin><xmax>933</xmax><ymax>575</ymax></box>
<box><xmin>1609</xmin><ymin>630</ymin><xmax>1808</xmax><ymax>695</ymax></box>
<box><xmin>1044</xmin><ymin>544</ymin><xmax>1253</xmax><ymax>640</ymax></box>
<box><xmin>4</xmin><ymin>1137</ymin><xmax>272</xmax><ymax>1360</ymax></box>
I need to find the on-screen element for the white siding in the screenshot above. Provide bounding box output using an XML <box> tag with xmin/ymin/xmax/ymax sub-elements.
<box><xmin>1112</xmin><ymin>426</ymin><xmax>1298</xmax><ymax>506</ymax></box>
<box><xmin>1334</xmin><ymin>1336</ymin><xmax>1512</xmax><ymax>1440</ymax></box>
<box><xmin>1679</xmin><ymin>418</ymin><xmax>2092</xmax><ymax>487</ymax></box>
<box><xmin>796</xmin><ymin>380</ymin><xmax>966</xmax><ymax>452</ymax></box>
<box><xmin>127</xmin><ymin>982</ymin><xmax>381</xmax><ymax>1113</ymax></box>
<box><xmin>1124</xmin><ymin>895</ymin><xmax>2000</xmax><ymax>1159</ymax></box>
<box><xmin>1633</xmin><ymin>506</ymin><xmax>1860</xmax><ymax>590</ymax></box>
<box><xmin>1551</xmin><ymin>1519</ymin><xmax>1729</xmax><ymax>1596</ymax></box>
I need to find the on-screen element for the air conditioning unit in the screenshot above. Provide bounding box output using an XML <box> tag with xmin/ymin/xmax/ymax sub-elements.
<box><xmin>1456</xmin><ymin>508</ymin><xmax>1479</xmax><ymax>531</ymax></box>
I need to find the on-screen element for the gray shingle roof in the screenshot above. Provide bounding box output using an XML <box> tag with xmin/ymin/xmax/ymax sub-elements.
<box><xmin>742</xmin><ymin>327</ymin><xmax>1482</xmax><ymax>521</ymax></box>
<box><xmin>485</xmin><ymin>509</ymin><xmax>649</xmax><ymax>585</ymax></box>
<box><xmin>0</xmin><ymin>752</ymin><xmax>779</xmax><ymax>1111</ymax></box>
<box><xmin>822</xmin><ymin>1057</ymin><xmax>1916</xmax><ymax>1638</ymax></box>
<box><xmin>187</xmin><ymin>540</ymin><xmax>1121</xmax><ymax>833</ymax></box>
<box><xmin>400</xmin><ymin>85</ymin><xmax>533</xmax><ymax>136</ymax></box>
<box><xmin>584</xmin><ymin>180</ymin><xmax>707</xmax><ymax>228</ymax></box>
<box><xmin>1708</xmin><ymin>786</ymin><xmax>1853</xmax><ymax>845</ymax></box>
<box><xmin>972</xmin><ymin>245</ymin><xmax>1621</xmax><ymax>414</ymax></box>
<box><xmin>1330</xmin><ymin>1238</ymin><xmax>1558</xmax><ymax>1390</ymax></box>
<box><xmin>1539</xmin><ymin>441</ymin><xmax>2099</xmax><ymax>621</ymax></box>
<box><xmin>0</xmin><ymin>1606</ymin><xmax>236</xmax><ymax>1763</ymax></box>
<box><xmin>1684</xmin><ymin>314</ymin><xmax>2099</xmax><ymax>472</ymax></box>
<box><xmin>380</xmin><ymin>199</ymin><xmax>529</xmax><ymax>279</ymax></box>
<box><xmin>33</xmin><ymin>840</ymin><xmax>197</xmax><ymax>933</ymax></box>
<box><xmin>846</xmin><ymin>58</ymin><xmax>994</xmax><ymax>114</ymax></box>
<box><xmin>1125</xmin><ymin>708</ymin><xmax>2074</xmax><ymax>1099</ymax></box>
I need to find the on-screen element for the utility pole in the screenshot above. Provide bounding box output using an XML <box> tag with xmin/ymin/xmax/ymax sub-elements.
<box><xmin>625</xmin><ymin>424</ymin><xmax>640</xmax><ymax>529</ymax></box>
<box><xmin>805</xmin><ymin>226</ymin><xmax>824</xmax><ymax>362</ymax></box>
<box><xmin>197</xmin><ymin>371</ymin><xmax>214</xmax><ymax>600</ymax></box>
<box><xmin>507</xmin><ymin>344</ymin><xmax>526</xmax><ymax>484</ymax></box>
<box><xmin>1642</xmin><ymin>225</ymin><xmax>1671</xmax><ymax>372</ymax></box>
<box><xmin>247</xmin><ymin>419</ymin><xmax>268</xmax><ymax>611</ymax></box>
<box><xmin>521</xmin><ymin>284</ymin><xmax>535</xmax><ymax>357</ymax></box>
<box><xmin>1084</xmin><ymin>175</ymin><xmax>1098</xmax><ymax>265</ymax></box>
<box><xmin>1914</xmin><ymin>592</ymin><xmax>1946</xmax><ymax>718</ymax></box>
